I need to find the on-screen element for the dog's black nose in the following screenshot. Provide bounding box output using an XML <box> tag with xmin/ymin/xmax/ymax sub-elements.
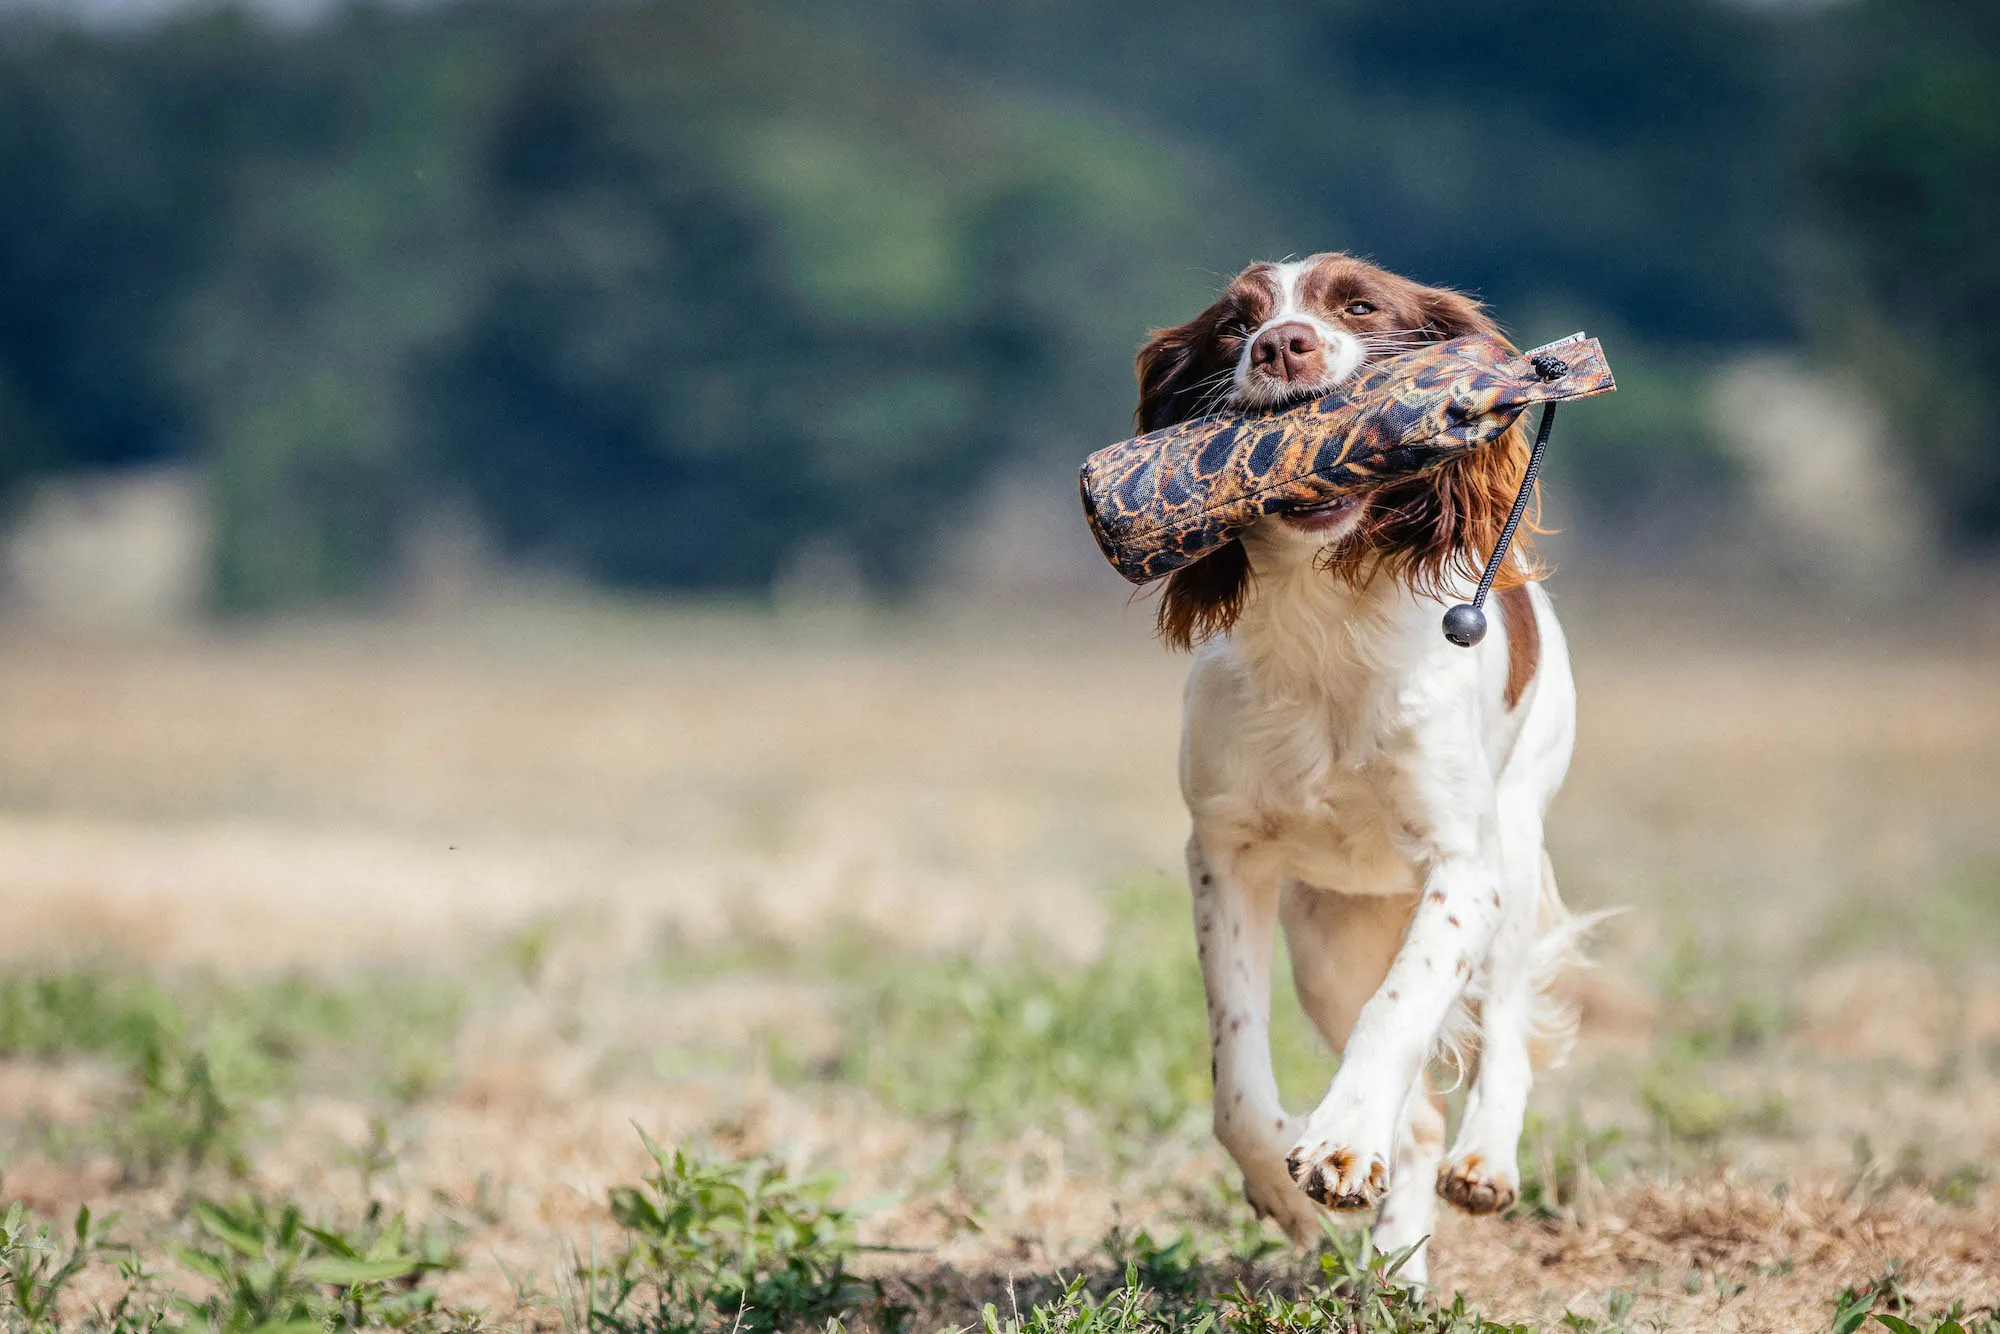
<box><xmin>1251</xmin><ymin>322</ymin><xmax>1322</xmax><ymax>383</ymax></box>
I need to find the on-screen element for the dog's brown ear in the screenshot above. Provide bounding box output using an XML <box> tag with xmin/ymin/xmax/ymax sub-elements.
<box><xmin>1415</xmin><ymin>285</ymin><xmax>1501</xmax><ymax>343</ymax></box>
<box><xmin>1134</xmin><ymin>303</ymin><xmax>1229</xmax><ymax>431</ymax></box>
<box><xmin>1156</xmin><ymin>539</ymin><xmax>1250</xmax><ymax>650</ymax></box>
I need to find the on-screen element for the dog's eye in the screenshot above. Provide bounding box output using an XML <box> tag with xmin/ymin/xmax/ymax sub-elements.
<box><xmin>1344</xmin><ymin>301</ymin><xmax>1376</xmax><ymax>316</ymax></box>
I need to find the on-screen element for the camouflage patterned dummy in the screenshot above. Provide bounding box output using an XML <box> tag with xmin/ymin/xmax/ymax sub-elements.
<box><xmin>1078</xmin><ymin>331</ymin><xmax>1615</xmax><ymax>645</ymax></box>
<box><xmin>1080</xmin><ymin>332</ymin><xmax>1612</xmax><ymax>576</ymax></box>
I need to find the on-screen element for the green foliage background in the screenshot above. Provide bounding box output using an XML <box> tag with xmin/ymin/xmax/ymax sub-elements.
<box><xmin>0</xmin><ymin>0</ymin><xmax>1990</xmax><ymax>608</ymax></box>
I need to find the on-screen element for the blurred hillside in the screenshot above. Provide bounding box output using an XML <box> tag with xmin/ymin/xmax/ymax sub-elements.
<box><xmin>0</xmin><ymin>0</ymin><xmax>1993</xmax><ymax>613</ymax></box>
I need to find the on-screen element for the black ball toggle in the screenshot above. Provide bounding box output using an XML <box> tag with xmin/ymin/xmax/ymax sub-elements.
<box><xmin>1442</xmin><ymin>602</ymin><xmax>1487</xmax><ymax>647</ymax></box>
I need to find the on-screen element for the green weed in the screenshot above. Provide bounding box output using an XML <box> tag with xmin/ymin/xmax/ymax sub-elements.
<box><xmin>577</xmin><ymin>1130</ymin><xmax>869</xmax><ymax>1334</ymax></box>
<box><xmin>0</xmin><ymin>1204</ymin><xmax>119</xmax><ymax>1334</ymax></box>
<box><xmin>1</xmin><ymin>1193</ymin><xmax>466</xmax><ymax>1334</ymax></box>
<box><xmin>1829</xmin><ymin>1261</ymin><xmax>2000</xmax><ymax>1334</ymax></box>
<box><xmin>1100</xmin><ymin>1228</ymin><xmax>1207</xmax><ymax>1301</ymax></box>
<box><xmin>1555</xmin><ymin>1290</ymin><xmax>1635</xmax><ymax>1334</ymax></box>
<box><xmin>118</xmin><ymin>1049</ymin><xmax>242</xmax><ymax>1183</ymax></box>
<box><xmin>170</xmin><ymin>1195</ymin><xmax>463</xmax><ymax>1333</ymax></box>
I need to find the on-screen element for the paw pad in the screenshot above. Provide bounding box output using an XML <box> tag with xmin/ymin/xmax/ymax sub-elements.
<box><xmin>1288</xmin><ymin>1146</ymin><xmax>1387</xmax><ymax>1211</ymax></box>
<box><xmin>1436</xmin><ymin>1155</ymin><xmax>1518</xmax><ymax>1215</ymax></box>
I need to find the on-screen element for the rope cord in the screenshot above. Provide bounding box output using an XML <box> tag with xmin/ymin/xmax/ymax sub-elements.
<box><xmin>1471</xmin><ymin>399</ymin><xmax>1554</xmax><ymax>609</ymax></box>
<box><xmin>1441</xmin><ymin>347</ymin><xmax>1569</xmax><ymax>646</ymax></box>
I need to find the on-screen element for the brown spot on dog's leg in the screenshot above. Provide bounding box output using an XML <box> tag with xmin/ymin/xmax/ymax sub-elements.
<box><xmin>1496</xmin><ymin>584</ymin><xmax>1540</xmax><ymax>709</ymax></box>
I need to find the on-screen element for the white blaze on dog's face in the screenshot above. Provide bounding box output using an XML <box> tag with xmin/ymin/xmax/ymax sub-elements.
<box><xmin>1229</xmin><ymin>259</ymin><xmax>1366</xmax><ymax>410</ymax></box>
<box><xmin>1133</xmin><ymin>253</ymin><xmax>1498</xmax><ymax>554</ymax></box>
<box><xmin>1227</xmin><ymin>254</ymin><xmax>1485</xmax><ymax>409</ymax></box>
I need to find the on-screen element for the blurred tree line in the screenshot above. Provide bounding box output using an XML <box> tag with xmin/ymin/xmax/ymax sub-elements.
<box><xmin>0</xmin><ymin>0</ymin><xmax>1992</xmax><ymax>608</ymax></box>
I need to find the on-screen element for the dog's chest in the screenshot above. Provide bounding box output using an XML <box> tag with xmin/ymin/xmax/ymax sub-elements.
<box><xmin>1224</xmin><ymin>699</ymin><xmax>1426</xmax><ymax>899</ymax></box>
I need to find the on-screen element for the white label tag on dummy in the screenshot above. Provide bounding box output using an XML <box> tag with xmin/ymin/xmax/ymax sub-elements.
<box><xmin>1524</xmin><ymin>331</ymin><xmax>1588</xmax><ymax>356</ymax></box>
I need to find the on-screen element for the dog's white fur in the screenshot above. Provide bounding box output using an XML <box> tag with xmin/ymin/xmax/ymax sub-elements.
<box><xmin>1181</xmin><ymin>274</ymin><xmax>1584</xmax><ymax>1283</ymax></box>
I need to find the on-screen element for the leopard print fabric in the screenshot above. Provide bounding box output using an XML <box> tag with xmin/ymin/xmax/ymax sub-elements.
<box><xmin>1079</xmin><ymin>332</ymin><xmax>1615</xmax><ymax>584</ymax></box>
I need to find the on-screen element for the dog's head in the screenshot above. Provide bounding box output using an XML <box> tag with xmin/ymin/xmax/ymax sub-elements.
<box><xmin>1135</xmin><ymin>253</ymin><xmax>1540</xmax><ymax>649</ymax></box>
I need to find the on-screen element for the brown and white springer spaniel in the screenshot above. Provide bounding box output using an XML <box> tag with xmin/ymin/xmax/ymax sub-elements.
<box><xmin>1138</xmin><ymin>253</ymin><xmax>1591</xmax><ymax>1282</ymax></box>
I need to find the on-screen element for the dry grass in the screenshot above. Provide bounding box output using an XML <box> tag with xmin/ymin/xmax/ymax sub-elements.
<box><xmin>2</xmin><ymin>584</ymin><xmax>1999</xmax><ymax>1332</ymax></box>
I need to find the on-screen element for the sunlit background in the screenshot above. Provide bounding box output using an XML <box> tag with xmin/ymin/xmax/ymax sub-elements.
<box><xmin>1</xmin><ymin>3</ymin><xmax>1998</xmax><ymax>1332</ymax></box>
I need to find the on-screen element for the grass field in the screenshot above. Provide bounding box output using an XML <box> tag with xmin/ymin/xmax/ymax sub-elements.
<box><xmin>3</xmin><ymin>582</ymin><xmax>1999</xmax><ymax>1333</ymax></box>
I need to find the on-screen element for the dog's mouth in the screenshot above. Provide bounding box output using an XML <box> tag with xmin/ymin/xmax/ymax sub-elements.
<box><xmin>1281</xmin><ymin>495</ymin><xmax>1364</xmax><ymax>534</ymax></box>
<box><xmin>1239</xmin><ymin>374</ymin><xmax>1346</xmax><ymax>414</ymax></box>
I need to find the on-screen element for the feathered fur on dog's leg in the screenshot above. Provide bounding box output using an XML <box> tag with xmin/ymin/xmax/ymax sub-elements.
<box><xmin>1439</xmin><ymin>807</ymin><xmax>1575</xmax><ymax>1213</ymax></box>
<box><xmin>1188</xmin><ymin>835</ymin><xmax>1316</xmax><ymax>1243</ymax></box>
<box><xmin>1373</xmin><ymin>1073</ymin><xmax>1444</xmax><ymax>1285</ymax></box>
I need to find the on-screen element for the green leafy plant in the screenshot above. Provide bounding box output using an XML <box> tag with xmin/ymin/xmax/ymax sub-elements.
<box><xmin>1100</xmin><ymin>1228</ymin><xmax>1205</xmax><ymax>1301</ymax></box>
<box><xmin>1827</xmin><ymin>1261</ymin><xmax>2000</xmax><ymax>1334</ymax></box>
<box><xmin>171</xmin><ymin>1195</ymin><xmax>459</xmax><ymax>1333</ymax></box>
<box><xmin>1868</xmin><ymin>1315</ymin><xmax>2000</xmax><ymax>1334</ymax></box>
<box><xmin>976</xmin><ymin>1272</ymin><xmax>1189</xmax><ymax>1334</ymax></box>
<box><xmin>582</xmin><ymin>1130</ymin><xmax>867</xmax><ymax>1334</ymax></box>
<box><xmin>1</xmin><ymin>1204</ymin><xmax>119</xmax><ymax>1334</ymax></box>
<box><xmin>1554</xmin><ymin>1289</ymin><xmax>1636</xmax><ymax>1334</ymax></box>
<box><xmin>118</xmin><ymin>1049</ymin><xmax>242</xmax><ymax>1185</ymax></box>
<box><xmin>1283</xmin><ymin>1228</ymin><xmax>1444</xmax><ymax>1333</ymax></box>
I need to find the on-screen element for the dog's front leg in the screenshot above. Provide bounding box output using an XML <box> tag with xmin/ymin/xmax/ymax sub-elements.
<box><xmin>1438</xmin><ymin>793</ymin><xmax>1549</xmax><ymax>1214</ymax></box>
<box><xmin>1188</xmin><ymin>834</ymin><xmax>1318</xmax><ymax>1243</ymax></box>
<box><xmin>1287</xmin><ymin>811</ymin><xmax>1501</xmax><ymax>1211</ymax></box>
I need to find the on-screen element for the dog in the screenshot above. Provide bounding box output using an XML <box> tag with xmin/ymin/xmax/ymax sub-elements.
<box><xmin>1135</xmin><ymin>253</ymin><xmax>1589</xmax><ymax>1283</ymax></box>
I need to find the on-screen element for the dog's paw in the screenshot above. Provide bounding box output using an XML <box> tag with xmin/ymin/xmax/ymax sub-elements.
<box><xmin>1285</xmin><ymin>1141</ymin><xmax>1389</xmax><ymax>1211</ymax></box>
<box><xmin>1436</xmin><ymin>1153</ymin><xmax>1517</xmax><ymax>1215</ymax></box>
